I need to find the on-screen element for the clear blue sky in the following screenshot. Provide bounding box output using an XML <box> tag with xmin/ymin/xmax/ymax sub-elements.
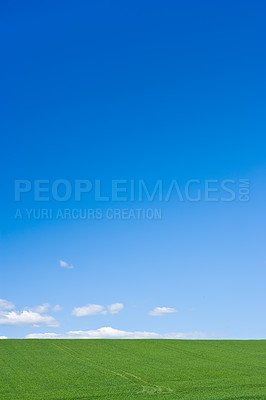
<box><xmin>0</xmin><ymin>1</ymin><xmax>265</xmax><ymax>339</ymax></box>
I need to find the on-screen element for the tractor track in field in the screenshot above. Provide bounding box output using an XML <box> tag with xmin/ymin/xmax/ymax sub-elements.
<box><xmin>50</xmin><ymin>342</ymin><xmax>173</xmax><ymax>395</ymax></box>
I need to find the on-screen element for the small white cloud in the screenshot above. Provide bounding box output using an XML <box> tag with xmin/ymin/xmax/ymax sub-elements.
<box><xmin>52</xmin><ymin>304</ymin><xmax>62</xmax><ymax>312</ymax></box>
<box><xmin>148</xmin><ymin>307</ymin><xmax>178</xmax><ymax>317</ymax></box>
<box><xmin>59</xmin><ymin>260</ymin><xmax>74</xmax><ymax>269</ymax></box>
<box><xmin>0</xmin><ymin>299</ymin><xmax>15</xmax><ymax>311</ymax></box>
<box><xmin>72</xmin><ymin>304</ymin><xmax>106</xmax><ymax>317</ymax></box>
<box><xmin>0</xmin><ymin>310</ymin><xmax>59</xmax><ymax>327</ymax></box>
<box><xmin>0</xmin><ymin>336</ymin><xmax>8</xmax><ymax>339</ymax></box>
<box><xmin>26</xmin><ymin>332</ymin><xmax>59</xmax><ymax>339</ymax></box>
<box><xmin>25</xmin><ymin>327</ymin><xmax>220</xmax><ymax>340</ymax></box>
<box><xmin>107</xmin><ymin>303</ymin><xmax>124</xmax><ymax>315</ymax></box>
<box><xmin>25</xmin><ymin>303</ymin><xmax>50</xmax><ymax>314</ymax></box>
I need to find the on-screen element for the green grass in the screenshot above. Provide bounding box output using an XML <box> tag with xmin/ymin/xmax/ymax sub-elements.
<box><xmin>0</xmin><ymin>340</ymin><xmax>265</xmax><ymax>399</ymax></box>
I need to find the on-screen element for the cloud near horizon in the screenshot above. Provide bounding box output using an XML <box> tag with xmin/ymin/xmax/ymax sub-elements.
<box><xmin>148</xmin><ymin>307</ymin><xmax>178</xmax><ymax>316</ymax></box>
<box><xmin>25</xmin><ymin>327</ymin><xmax>220</xmax><ymax>339</ymax></box>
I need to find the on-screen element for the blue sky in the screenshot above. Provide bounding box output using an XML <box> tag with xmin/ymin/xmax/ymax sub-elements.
<box><xmin>0</xmin><ymin>1</ymin><xmax>265</xmax><ymax>339</ymax></box>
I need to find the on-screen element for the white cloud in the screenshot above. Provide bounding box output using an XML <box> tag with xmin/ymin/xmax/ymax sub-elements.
<box><xmin>0</xmin><ymin>336</ymin><xmax>8</xmax><ymax>339</ymax></box>
<box><xmin>25</xmin><ymin>303</ymin><xmax>50</xmax><ymax>313</ymax></box>
<box><xmin>52</xmin><ymin>304</ymin><xmax>62</xmax><ymax>312</ymax></box>
<box><xmin>0</xmin><ymin>299</ymin><xmax>15</xmax><ymax>311</ymax></box>
<box><xmin>107</xmin><ymin>303</ymin><xmax>124</xmax><ymax>314</ymax></box>
<box><xmin>59</xmin><ymin>260</ymin><xmax>74</xmax><ymax>269</ymax></box>
<box><xmin>0</xmin><ymin>310</ymin><xmax>59</xmax><ymax>327</ymax></box>
<box><xmin>72</xmin><ymin>304</ymin><xmax>106</xmax><ymax>317</ymax></box>
<box><xmin>25</xmin><ymin>327</ymin><xmax>220</xmax><ymax>339</ymax></box>
<box><xmin>148</xmin><ymin>307</ymin><xmax>178</xmax><ymax>317</ymax></box>
<box><xmin>26</xmin><ymin>332</ymin><xmax>59</xmax><ymax>339</ymax></box>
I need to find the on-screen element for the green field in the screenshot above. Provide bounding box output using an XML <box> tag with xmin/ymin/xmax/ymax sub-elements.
<box><xmin>0</xmin><ymin>340</ymin><xmax>265</xmax><ymax>400</ymax></box>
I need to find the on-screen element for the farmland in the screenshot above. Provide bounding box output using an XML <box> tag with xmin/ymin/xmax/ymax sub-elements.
<box><xmin>0</xmin><ymin>340</ymin><xmax>265</xmax><ymax>399</ymax></box>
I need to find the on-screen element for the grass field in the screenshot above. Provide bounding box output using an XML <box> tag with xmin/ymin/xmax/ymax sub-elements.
<box><xmin>0</xmin><ymin>340</ymin><xmax>265</xmax><ymax>400</ymax></box>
